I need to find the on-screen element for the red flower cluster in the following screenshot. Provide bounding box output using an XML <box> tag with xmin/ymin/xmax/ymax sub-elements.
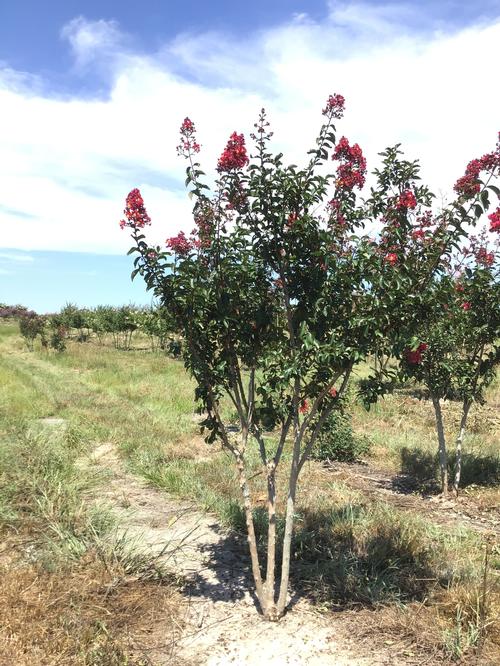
<box><xmin>327</xmin><ymin>198</ymin><xmax>346</xmax><ymax>227</ymax></box>
<box><xmin>119</xmin><ymin>188</ymin><xmax>151</xmax><ymax>230</ymax></box>
<box><xmin>299</xmin><ymin>399</ymin><xmax>309</xmax><ymax>415</ymax></box>
<box><xmin>396</xmin><ymin>189</ymin><xmax>417</xmax><ymax>210</ymax></box>
<box><xmin>217</xmin><ymin>132</ymin><xmax>249</xmax><ymax>173</ymax></box>
<box><xmin>476</xmin><ymin>246</ymin><xmax>494</xmax><ymax>266</ymax></box>
<box><xmin>384</xmin><ymin>252</ymin><xmax>398</xmax><ymax>266</ymax></box>
<box><xmin>332</xmin><ymin>137</ymin><xmax>367</xmax><ymax>190</ymax></box>
<box><xmin>322</xmin><ymin>93</ymin><xmax>345</xmax><ymax>119</ymax></box>
<box><xmin>489</xmin><ymin>207</ymin><xmax>500</xmax><ymax>232</ymax></box>
<box><xmin>405</xmin><ymin>342</ymin><xmax>428</xmax><ymax>365</ymax></box>
<box><xmin>411</xmin><ymin>229</ymin><xmax>426</xmax><ymax>240</ymax></box>
<box><xmin>166</xmin><ymin>231</ymin><xmax>193</xmax><ymax>256</ymax></box>
<box><xmin>454</xmin><ymin>142</ymin><xmax>500</xmax><ymax>199</ymax></box>
<box><xmin>177</xmin><ymin>117</ymin><xmax>200</xmax><ymax>157</ymax></box>
<box><xmin>329</xmin><ymin>387</ymin><xmax>338</xmax><ymax>398</ymax></box>
<box><xmin>461</xmin><ymin>301</ymin><xmax>471</xmax><ymax>311</ymax></box>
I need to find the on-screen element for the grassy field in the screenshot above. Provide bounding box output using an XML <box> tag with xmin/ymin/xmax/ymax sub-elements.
<box><xmin>1</xmin><ymin>321</ymin><xmax>499</xmax><ymax>664</ymax></box>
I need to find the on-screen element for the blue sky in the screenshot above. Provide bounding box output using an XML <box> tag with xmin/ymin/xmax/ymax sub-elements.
<box><xmin>0</xmin><ymin>249</ymin><xmax>150</xmax><ymax>312</ymax></box>
<box><xmin>1</xmin><ymin>1</ymin><xmax>499</xmax><ymax>312</ymax></box>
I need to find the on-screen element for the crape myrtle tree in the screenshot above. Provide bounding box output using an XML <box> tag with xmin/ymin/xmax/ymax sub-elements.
<box><xmin>120</xmin><ymin>97</ymin><xmax>498</xmax><ymax>620</ymax></box>
<box><xmin>400</xmin><ymin>230</ymin><xmax>500</xmax><ymax>496</ymax></box>
<box><xmin>18</xmin><ymin>311</ymin><xmax>46</xmax><ymax>351</ymax></box>
<box><xmin>364</xmin><ymin>136</ymin><xmax>500</xmax><ymax>495</ymax></box>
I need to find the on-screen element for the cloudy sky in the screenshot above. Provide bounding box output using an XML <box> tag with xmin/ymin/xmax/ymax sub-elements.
<box><xmin>1</xmin><ymin>0</ymin><xmax>499</xmax><ymax>311</ymax></box>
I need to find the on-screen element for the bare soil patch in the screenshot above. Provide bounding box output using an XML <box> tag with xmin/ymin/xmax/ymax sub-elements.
<box><xmin>86</xmin><ymin>443</ymin><xmax>445</xmax><ymax>665</ymax></box>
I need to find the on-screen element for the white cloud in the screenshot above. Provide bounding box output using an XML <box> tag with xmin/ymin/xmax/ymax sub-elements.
<box><xmin>0</xmin><ymin>6</ymin><xmax>499</xmax><ymax>255</ymax></box>
<box><xmin>0</xmin><ymin>252</ymin><xmax>34</xmax><ymax>262</ymax></box>
<box><xmin>61</xmin><ymin>16</ymin><xmax>125</xmax><ymax>69</ymax></box>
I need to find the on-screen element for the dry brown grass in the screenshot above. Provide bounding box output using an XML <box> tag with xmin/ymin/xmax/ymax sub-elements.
<box><xmin>0</xmin><ymin>543</ymin><xmax>185</xmax><ymax>666</ymax></box>
<box><xmin>333</xmin><ymin>536</ymin><xmax>499</xmax><ymax>666</ymax></box>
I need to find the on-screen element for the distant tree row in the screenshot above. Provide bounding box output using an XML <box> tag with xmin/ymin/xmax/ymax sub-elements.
<box><xmin>0</xmin><ymin>302</ymin><xmax>179</xmax><ymax>355</ymax></box>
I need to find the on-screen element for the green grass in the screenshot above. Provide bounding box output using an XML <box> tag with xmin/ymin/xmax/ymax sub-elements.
<box><xmin>0</xmin><ymin>325</ymin><xmax>185</xmax><ymax>664</ymax></box>
<box><xmin>1</xmin><ymin>322</ymin><xmax>499</xmax><ymax>662</ymax></box>
<box><xmin>351</xmin><ymin>385</ymin><xmax>500</xmax><ymax>491</ymax></box>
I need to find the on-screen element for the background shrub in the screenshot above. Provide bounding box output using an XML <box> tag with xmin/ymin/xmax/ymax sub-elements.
<box><xmin>312</xmin><ymin>410</ymin><xmax>371</xmax><ymax>462</ymax></box>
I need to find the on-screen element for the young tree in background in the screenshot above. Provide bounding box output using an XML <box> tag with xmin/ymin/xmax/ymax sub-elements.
<box><xmin>400</xmin><ymin>230</ymin><xmax>499</xmax><ymax>495</ymax></box>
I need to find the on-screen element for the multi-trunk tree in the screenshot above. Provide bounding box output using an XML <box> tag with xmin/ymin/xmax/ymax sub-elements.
<box><xmin>400</xmin><ymin>229</ymin><xmax>499</xmax><ymax>495</ymax></box>
<box><xmin>366</xmin><ymin>137</ymin><xmax>500</xmax><ymax>495</ymax></box>
<box><xmin>121</xmin><ymin>99</ymin><xmax>499</xmax><ymax>619</ymax></box>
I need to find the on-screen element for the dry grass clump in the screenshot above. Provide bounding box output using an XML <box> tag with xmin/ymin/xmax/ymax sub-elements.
<box><xmin>289</xmin><ymin>498</ymin><xmax>499</xmax><ymax>663</ymax></box>
<box><xmin>0</xmin><ymin>549</ymin><xmax>184</xmax><ymax>666</ymax></box>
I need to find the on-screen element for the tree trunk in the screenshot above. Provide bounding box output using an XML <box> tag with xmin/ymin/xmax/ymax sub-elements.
<box><xmin>263</xmin><ymin>465</ymin><xmax>279</xmax><ymax>619</ymax></box>
<box><xmin>454</xmin><ymin>400</ymin><xmax>471</xmax><ymax>497</ymax></box>
<box><xmin>235</xmin><ymin>454</ymin><xmax>264</xmax><ymax>606</ymax></box>
<box><xmin>276</xmin><ymin>433</ymin><xmax>301</xmax><ymax>617</ymax></box>
<box><xmin>432</xmin><ymin>395</ymin><xmax>448</xmax><ymax>495</ymax></box>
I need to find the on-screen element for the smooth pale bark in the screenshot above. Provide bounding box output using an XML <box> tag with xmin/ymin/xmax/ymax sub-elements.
<box><xmin>263</xmin><ymin>465</ymin><xmax>278</xmax><ymax>618</ymax></box>
<box><xmin>431</xmin><ymin>395</ymin><xmax>448</xmax><ymax>495</ymax></box>
<box><xmin>235</xmin><ymin>454</ymin><xmax>264</xmax><ymax>604</ymax></box>
<box><xmin>276</xmin><ymin>433</ymin><xmax>301</xmax><ymax>617</ymax></box>
<box><xmin>453</xmin><ymin>400</ymin><xmax>471</xmax><ymax>497</ymax></box>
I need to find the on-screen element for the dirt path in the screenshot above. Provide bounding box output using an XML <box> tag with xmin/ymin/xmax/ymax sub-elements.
<box><xmin>88</xmin><ymin>444</ymin><xmax>414</xmax><ymax>666</ymax></box>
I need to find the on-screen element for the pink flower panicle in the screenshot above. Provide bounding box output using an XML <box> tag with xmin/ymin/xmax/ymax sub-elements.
<box><xmin>327</xmin><ymin>198</ymin><xmax>346</xmax><ymax>227</ymax></box>
<box><xmin>476</xmin><ymin>246</ymin><xmax>494</xmax><ymax>266</ymax></box>
<box><xmin>405</xmin><ymin>342</ymin><xmax>428</xmax><ymax>365</ymax></box>
<box><xmin>119</xmin><ymin>188</ymin><xmax>151</xmax><ymax>230</ymax></box>
<box><xmin>177</xmin><ymin>117</ymin><xmax>201</xmax><ymax>158</ymax></box>
<box><xmin>488</xmin><ymin>208</ymin><xmax>500</xmax><ymax>233</ymax></box>
<box><xmin>322</xmin><ymin>93</ymin><xmax>345</xmax><ymax>119</ymax></box>
<box><xmin>461</xmin><ymin>302</ymin><xmax>471</xmax><ymax>311</ymax></box>
<box><xmin>332</xmin><ymin>137</ymin><xmax>367</xmax><ymax>191</ymax></box>
<box><xmin>166</xmin><ymin>231</ymin><xmax>193</xmax><ymax>256</ymax></box>
<box><xmin>415</xmin><ymin>211</ymin><xmax>434</xmax><ymax>229</ymax></box>
<box><xmin>181</xmin><ymin>118</ymin><xmax>194</xmax><ymax>132</ymax></box>
<box><xmin>396</xmin><ymin>189</ymin><xmax>417</xmax><ymax>210</ymax></box>
<box><xmin>384</xmin><ymin>252</ymin><xmax>398</xmax><ymax>266</ymax></box>
<box><xmin>454</xmin><ymin>137</ymin><xmax>500</xmax><ymax>199</ymax></box>
<box><xmin>299</xmin><ymin>399</ymin><xmax>309</xmax><ymax>415</ymax></box>
<box><xmin>217</xmin><ymin>132</ymin><xmax>249</xmax><ymax>173</ymax></box>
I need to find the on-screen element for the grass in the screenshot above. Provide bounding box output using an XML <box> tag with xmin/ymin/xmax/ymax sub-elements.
<box><xmin>0</xmin><ymin>326</ymin><xmax>185</xmax><ymax>664</ymax></box>
<box><xmin>0</xmin><ymin>425</ymin><xmax>184</xmax><ymax>664</ymax></box>
<box><xmin>351</xmin><ymin>376</ymin><xmax>500</xmax><ymax>499</ymax></box>
<box><xmin>0</xmin><ymin>555</ymin><xmax>182</xmax><ymax>666</ymax></box>
<box><xmin>1</xmin><ymin>321</ymin><xmax>499</xmax><ymax>663</ymax></box>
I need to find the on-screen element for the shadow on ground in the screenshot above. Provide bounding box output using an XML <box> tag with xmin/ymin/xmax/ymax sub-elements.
<box><xmin>181</xmin><ymin>521</ymin><xmax>260</xmax><ymax>608</ymax></box>
<box><xmin>400</xmin><ymin>446</ymin><xmax>500</xmax><ymax>493</ymax></box>
<box><xmin>183</xmin><ymin>503</ymin><xmax>443</xmax><ymax>614</ymax></box>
